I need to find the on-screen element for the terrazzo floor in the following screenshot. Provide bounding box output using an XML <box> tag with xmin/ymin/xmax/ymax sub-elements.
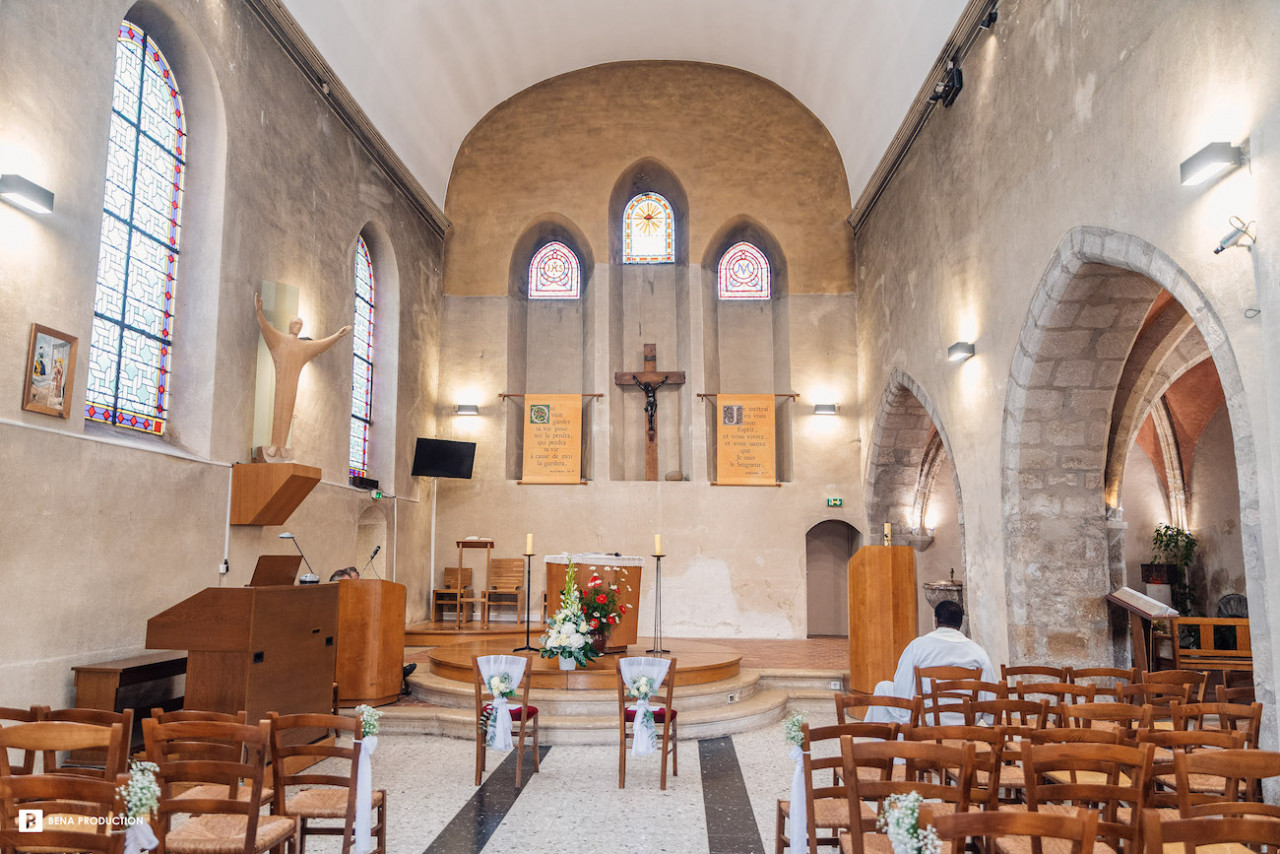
<box><xmin>306</xmin><ymin>698</ymin><xmax>834</xmax><ymax>854</ymax></box>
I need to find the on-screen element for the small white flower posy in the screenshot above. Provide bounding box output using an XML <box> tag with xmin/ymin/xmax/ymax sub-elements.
<box><xmin>355</xmin><ymin>704</ymin><xmax>383</xmax><ymax>738</ymax></box>
<box><xmin>877</xmin><ymin>792</ymin><xmax>942</xmax><ymax>854</ymax></box>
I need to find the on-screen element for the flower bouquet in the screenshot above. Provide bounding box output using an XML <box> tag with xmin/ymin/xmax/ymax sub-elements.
<box><xmin>355</xmin><ymin>704</ymin><xmax>383</xmax><ymax>738</ymax></box>
<box><xmin>117</xmin><ymin>759</ymin><xmax>160</xmax><ymax>854</ymax></box>
<box><xmin>581</xmin><ymin>570</ymin><xmax>629</xmax><ymax>635</ymax></box>
<box><xmin>539</xmin><ymin>562</ymin><xmax>600</xmax><ymax>668</ymax></box>
<box><xmin>477</xmin><ymin>672</ymin><xmax>516</xmax><ymax>745</ymax></box>
<box><xmin>625</xmin><ymin>673</ymin><xmax>658</xmax><ymax>752</ymax></box>
<box><xmin>877</xmin><ymin>792</ymin><xmax>942</xmax><ymax>854</ymax></box>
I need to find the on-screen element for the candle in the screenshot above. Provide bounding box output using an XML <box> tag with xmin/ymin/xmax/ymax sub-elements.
<box><xmin>526</xmin><ymin>533</ymin><xmax>533</xmax><ymax>554</ymax></box>
<box><xmin>655</xmin><ymin>534</ymin><xmax>662</xmax><ymax>555</ymax></box>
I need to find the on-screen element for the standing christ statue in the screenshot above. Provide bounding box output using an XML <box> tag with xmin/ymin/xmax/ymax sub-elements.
<box><xmin>256</xmin><ymin>292</ymin><xmax>351</xmax><ymax>460</ymax></box>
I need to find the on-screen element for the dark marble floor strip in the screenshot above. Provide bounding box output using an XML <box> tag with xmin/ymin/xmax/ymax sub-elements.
<box><xmin>699</xmin><ymin>736</ymin><xmax>766</xmax><ymax>854</ymax></box>
<box><xmin>422</xmin><ymin>745</ymin><xmax>551</xmax><ymax>854</ymax></box>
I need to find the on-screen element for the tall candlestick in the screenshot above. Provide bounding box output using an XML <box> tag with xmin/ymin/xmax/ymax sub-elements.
<box><xmin>655</xmin><ymin>534</ymin><xmax>662</xmax><ymax>555</ymax></box>
<box><xmin>883</xmin><ymin>522</ymin><xmax>891</xmax><ymax>546</ymax></box>
<box><xmin>526</xmin><ymin>533</ymin><xmax>533</xmax><ymax>554</ymax></box>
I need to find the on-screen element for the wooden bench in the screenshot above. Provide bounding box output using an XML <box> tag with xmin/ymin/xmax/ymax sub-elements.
<box><xmin>431</xmin><ymin>566</ymin><xmax>475</xmax><ymax>624</ymax></box>
<box><xmin>483</xmin><ymin>559</ymin><xmax>526</xmax><ymax>623</ymax></box>
<box><xmin>1169</xmin><ymin>616</ymin><xmax>1252</xmax><ymax>674</ymax></box>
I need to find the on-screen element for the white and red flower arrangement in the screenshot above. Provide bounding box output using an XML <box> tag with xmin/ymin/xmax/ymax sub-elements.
<box><xmin>580</xmin><ymin>570</ymin><xmax>628</xmax><ymax>634</ymax></box>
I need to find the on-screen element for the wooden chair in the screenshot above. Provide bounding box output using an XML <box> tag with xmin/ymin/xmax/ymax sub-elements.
<box><xmin>840</xmin><ymin>736</ymin><xmax>975</xmax><ymax>854</ymax></box>
<box><xmin>1062</xmin><ymin>702</ymin><xmax>1155</xmax><ymax>742</ymax></box>
<box><xmin>932</xmin><ymin>807</ymin><xmax>1099</xmax><ymax>854</ymax></box>
<box><xmin>1020</xmin><ymin>740</ymin><xmax>1155</xmax><ymax>853</ymax></box>
<box><xmin>144</xmin><ymin>709</ymin><xmax>270</xmax><ymax>806</ymax></box>
<box><xmin>1136</xmin><ymin>727</ymin><xmax>1245</xmax><ymax>808</ymax></box>
<box><xmin>1069</xmin><ymin>667</ymin><xmax>1139</xmax><ymax>702</ymax></box>
<box><xmin>0</xmin><ymin>774</ymin><xmax>126</xmax><ymax>854</ymax></box>
<box><xmin>1172</xmin><ymin>701</ymin><xmax>1263</xmax><ymax>749</ymax></box>
<box><xmin>617</xmin><ymin>656</ymin><xmax>677</xmax><ymax>790</ymax></box>
<box><xmin>431</xmin><ymin>567</ymin><xmax>473</xmax><ymax>624</ymax></box>
<box><xmin>1173</xmin><ymin>749</ymin><xmax>1280</xmax><ymax>816</ymax></box>
<box><xmin>1139</xmin><ymin>670</ymin><xmax>1206</xmax><ymax>703</ymax></box>
<box><xmin>0</xmin><ymin>706</ymin><xmax>44</xmax><ymax>774</ymax></box>
<box><xmin>482</xmin><ymin>559</ymin><xmax>526</xmax><ymax>624</ymax></box>
<box><xmin>1017</xmin><ymin>682</ymin><xmax>1096</xmax><ymax>725</ymax></box>
<box><xmin>268</xmin><ymin>712</ymin><xmax>386</xmax><ymax>854</ymax></box>
<box><xmin>972</xmin><ymin>698</ymin><xmax>1050</xmax><ymax>802</ymax></box>
<box><xmin>0</xmin><ymin>721</ymin><xmax>126</xmax><ymax>781</ymax></box>
<box><xmin>1140</xmin><ymin>811</ymin><xmax>1280</xmax><ymax>853</ymax></box>
<box><xmin>774</xmin><ymin>722</ymin><xmax>895</xmax><ymax>854</ymax></box>
<box><xmin>474</xmin><ymin>654</ymin><xmax>539</xmax><ymax>787</ymax></box>
<box><xmin>147</xmin><ymin>719</ymin><xmax>295</xmax><ymax>854</ymax></box>
<box><xmin>1118</xmin><ymin>684</ymin><xmax>1188</xmax><ymax>728</ymax></box>
<box><xmin>906</xmin><ymin>724</ymin><xmax>1005</xmax><ymax>809</ymax></box>
<box><xmin>833</xmin><ymin>691</ymin><xmax>918</xmax><ymax>726</ymax></box>
<box><xmin>914</xmin><ymin>665</ymin><xmax>982</xmax><ymax>697</ymax></box>
<box><xmin>1002</xmin><ymin>664</ymin><xmax>1069</xmax><ymax>689</ymax></box>
<box><xmin>41</xmin><ymin>707</ymin><xmax>134</xmax><ymax>774</ymax></box>
<box><xmin>1216</xmin><ymin>682</ymin><xmax>1256</xmax><ymax>704</ymax></box>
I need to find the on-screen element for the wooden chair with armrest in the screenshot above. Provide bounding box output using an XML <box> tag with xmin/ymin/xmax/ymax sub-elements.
<box><xmin>481</xmin><ymin>559</ymin><xmax>526</xmax><ymax>624</ymax></box>
<box><xmin>268</xmin><ymin>712</ymin><xmax>386</xmax><ymax>854</ymax></box>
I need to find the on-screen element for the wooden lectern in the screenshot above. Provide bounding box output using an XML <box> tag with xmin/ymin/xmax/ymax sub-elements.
<box><xmin>847</xmin><ymin>546</ymin><xmax>917</xmax><ymax>691</ymax></box>
<box><xmin>146</xmin><ymin>584</ymin><xmax>338</xmax><ymax>736</ymax></box>
<box><xmin>335</xmin><ymin>579</ymin><xmax>406</xmax><ymax>706</ymax></box>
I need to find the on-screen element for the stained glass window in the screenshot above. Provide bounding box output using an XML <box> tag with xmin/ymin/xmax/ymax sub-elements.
<box><xmin>349</xmin><ymin>235</ymin><xmax>376</xmax><ymax>478</ymax></box>
<box><xmin>528</xmin><ymin>241</ymin><xmax>581</xmax><ymax>299</ymax></box>
<box><xmin>622</xmin><ymin>192</ymin><xmax>674</xmax><ymax>263</ymax></box>
<box><xmin>717</xmin><ymin>242</ymin><xmax>771</xmax><ymax>300</ymax></box>
<box><xmin>85</xmin><ymin>21</ymin><xmax>186</xmax><ymax>435</ymax></box>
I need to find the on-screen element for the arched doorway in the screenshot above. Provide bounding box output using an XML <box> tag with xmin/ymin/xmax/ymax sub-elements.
<box><xmin>806</xmin><ymin>520</ymin><xmax>857</xmax><ymax>636</ymax></box>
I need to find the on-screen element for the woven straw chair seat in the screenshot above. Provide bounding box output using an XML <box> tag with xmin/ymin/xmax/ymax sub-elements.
<box><xmin>993</xmin><ymin>804</ymin><xmax>1118</xmax><ymax>854</ymax></box>
<box><xmin>778</xmin><ymin>797</ymin><xmax>873</xmax><ymax>827</ymax></box>
<box><xmin>176</xmin><ymin>785</ymin><xmax>274</xmax><ymax>803</ymax></box>
<box><xmin>287</xmin><ymin>787</ymin><xmax>384</xmax><ymax>819</ymax></box>
<box><xmin>839</xmin><ymin>830</ymin><xmax>894</xmax><ymax>854</ymax></box>
<box><xmin>165</xmin><ymin>813</ymin><xmax>296</xmax><ymax>854</ymax></box>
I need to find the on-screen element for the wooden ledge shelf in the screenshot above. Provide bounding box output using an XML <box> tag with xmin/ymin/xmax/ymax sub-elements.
<box><xmin>230</xmin><ymin>462</ymin><xmax>321</xmax><ymax>526</ymax></box>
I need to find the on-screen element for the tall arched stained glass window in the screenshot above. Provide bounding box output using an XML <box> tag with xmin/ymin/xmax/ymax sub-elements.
<box><xmin>622</xmin><ymin>192</ymin><xmax>674</xmax><ymax>263</ymax></box>
<box><xmin>349</xmin><ymin>235</ymin><xmax>376</xmax><ymax>479</ymax></box>
<box><xmin>528</xmin><ymin>241</ymin><xmax>581</xmax><ymax>299</ymax></box>
<box><xmin>86</xmin><ymin>21</ymin><xmax>186</xmax><ymax>435</ymax></box>
<box><xmin>717</xmin><ymin>242</ymin><xmax>771</xmax><ymax>300</ymax></box>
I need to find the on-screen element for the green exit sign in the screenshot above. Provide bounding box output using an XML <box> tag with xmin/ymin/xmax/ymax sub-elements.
<box><xmin>827</xmin><ymin>497</ymin><xmax>843</xmax><ymax>507</ymax></box>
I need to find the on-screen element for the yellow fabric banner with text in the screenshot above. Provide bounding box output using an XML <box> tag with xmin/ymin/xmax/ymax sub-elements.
<box><xmin>522</xmin><ymin>394</ymin><xmax>583</xmax><ymax>483</ymax></box>
<box><xmin>715</xmin><ymin>393</ymin><xmax>776</xmax><ymax>485</ymax></box>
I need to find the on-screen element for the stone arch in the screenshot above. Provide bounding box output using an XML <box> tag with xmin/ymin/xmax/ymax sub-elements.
<box><xmin>1002</xmin><ymin>227</ymin><xmax>1264</xmax><ymax>689</ymax></box>
<box><xmin>607</xmin><ymin>158</ymin><xmax>689</xmax><ymax>266</ymax></box>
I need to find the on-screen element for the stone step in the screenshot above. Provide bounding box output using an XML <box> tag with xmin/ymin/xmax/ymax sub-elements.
<box><xmin>408</xmin><ymin>667</ymin><xmax>766</xmax><ymax>714</ymax></box>
<box><xmin>379</xmin><ymin>687</ymin><xmax>792</xmax><ymax>745</ymax></box>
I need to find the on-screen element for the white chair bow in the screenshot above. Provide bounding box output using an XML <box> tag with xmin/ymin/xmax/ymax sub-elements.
<box><xmin>124</xmin><ymin>820</ymin><xmax>158</xmax><ymax>854</ymax></box>
<box><xmin>789</xmin><ymin>743</ymin><xmax>807</xmax><ymax>854</ymax></box>
<box><xmin>354</xmin><ymin>734</ymin><xmax>377</xmax><ymax>854</ymax></box>
<box><xmin>620</xmin><ymin>656</ymin><xmax>670</xmax><ymax>757</ymax></box>
<box><xmin>478</xmin><ymin>654</ymin><xmax>527</xmax><ymax>750</ymax></box>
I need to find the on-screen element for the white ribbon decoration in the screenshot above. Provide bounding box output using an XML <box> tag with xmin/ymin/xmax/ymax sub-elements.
<box><xmin>789</xmin><ymin>744</ymin><xmax>808</xmax><ymax>854</ymax></box>
<box><xmin>124</xmin><ymin>820</ymin><xmax>158</xmax><ymax>854</ymax></box>
<box><xmin>619</xmin><ymin>656</ymin><xmax>670</xmax><ymax>758</ymax></box>
<box><xmin>478</xmin><ymin>655</ymin><xmax>527</xmax><ymax>751</ymax></box>
<box><xmin>354</xmin><ymin>735</ymin><xmax>377</xmax><ymax>854</ymax></box>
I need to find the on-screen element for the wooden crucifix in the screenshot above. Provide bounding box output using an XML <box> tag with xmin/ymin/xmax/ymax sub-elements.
<box><xmin>614</xmin><ymin>343</ymin><xmax>686</xmax><ymax>481</ymax></box>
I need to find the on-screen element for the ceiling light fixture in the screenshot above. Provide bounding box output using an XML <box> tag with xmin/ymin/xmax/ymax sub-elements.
<box><xmin>0</xmin><ymin>174</ymin><xmax>54</xmax><ymax>214</ymax></box>
<box><xmin>1180</xmin><ymin>141</ymin><xmax>1244</xmax><ymax>186</ymax></box>
<box><xmin>947</xmin><ymin>341</ymin><xmax>976</xmax><ymax>363</ymax></box>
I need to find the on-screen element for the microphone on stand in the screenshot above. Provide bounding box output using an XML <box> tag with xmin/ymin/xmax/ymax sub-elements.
<box><xmin>362</xmin><ymin>545</ymin><xmax>383</xmax><ymax>579</ymax></box>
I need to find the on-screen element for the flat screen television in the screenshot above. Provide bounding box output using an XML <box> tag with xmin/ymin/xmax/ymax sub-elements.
<box><xmin>411</xmin><ymin>438</ymin><xmax>476</xmax><ymax>479</ymax></box>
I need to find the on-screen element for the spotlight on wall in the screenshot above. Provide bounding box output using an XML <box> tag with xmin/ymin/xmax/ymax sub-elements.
<box><xmin>978</xmin><ymin>4</ymin><xmax>998</xmax><ymax>29</ymax></box>
<box><xmin>813</xmin><ymin>403</ymin><xmax>838</xmax><ymax>416</ymax></box>
<box><xmin>947</xmin><ymin>341</ymin><xmax>976</xmax><ymax>363</ymax></box>
<box><xmin>929</xmin><ymin>61</ymin><xmax>964</xmax><ymax>108</ymax></box>
<box><xmin>1180</xmin><ymin>141</ymin><xmax>1244</xmax><ymax>186</ymax></box>
<box><xmin>0</xmin><ymin>174</ymin><xmax>54</xmax><ymax>214</ymax></box>
<box><xmin>454</xmin><ymin>404</ymin><xmax>479</xmax><ymax>416</ymax></box>
<box><xmin>1214</xmin><ymin>215</ymin><xmax>1256</xmax><ymax>255</ymax></box>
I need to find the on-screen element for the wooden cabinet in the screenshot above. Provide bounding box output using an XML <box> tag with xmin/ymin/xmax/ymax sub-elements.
<box><xmin>847</xmin><ymin>546</ymin><xmax>917</xmax><ymax>692</ymax></box>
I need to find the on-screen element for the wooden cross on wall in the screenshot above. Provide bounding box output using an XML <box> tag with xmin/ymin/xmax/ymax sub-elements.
<box><xmin>614</xmin><ymin>343</ymin><xmax>686</xmax><ymax>481</ymax></box>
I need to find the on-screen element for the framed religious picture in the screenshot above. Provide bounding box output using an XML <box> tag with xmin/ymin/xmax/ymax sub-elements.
<box><xmin>22</xmin><ymin>323</ymin><xmax>77</xmax><ymax>419</ymax></box>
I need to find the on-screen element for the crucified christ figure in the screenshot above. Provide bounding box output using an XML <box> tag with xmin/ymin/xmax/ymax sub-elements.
<box><xmin>633</xmin><ymin>375</ymin><xmax>668</xmax><ymax>436</ymax></box>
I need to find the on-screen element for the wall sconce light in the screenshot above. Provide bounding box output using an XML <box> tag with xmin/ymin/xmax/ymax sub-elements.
<box><xmin>1180</xmin><ymin>141</ymin><xmax>1244</xmax><ymax>186</ymax></box>
<box><xmin>907</xmin><ymin>529</ymin><xmax>935</xmax><ymax>552</ymax></box>
<box><xmin>454</xmin><ymin>404</ymin><xmax>479</xmax><ymax>416</ymax></box>
<box><xmin>947</xmin><ymin>341</ymin><xmax>975</xmax><ymax>363</ymax></box>
<box><xmin>813</xmin><ymin>403</ymin><xmax>838</xmax><ymax>416</ymax></box>
<box><xmin>0</xmin><ymin>174</ymin><xmax>54</xmax><ymax>214</ymax></box>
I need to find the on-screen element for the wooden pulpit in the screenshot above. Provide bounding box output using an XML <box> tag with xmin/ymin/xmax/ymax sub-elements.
<box><xmin>335</xmin><ymin>578</ymin><xmax>406</xmax><ymax>706</ymax></box>
<box><xmin>146</xmin><ymin>584</ymin><xmax>338</xmax><ymax>730</ymax></box>
<box><xmin>847</xmin><ymin>545</ymin><xmax>917</xmax><ymax>691</ymax></box>
<box><xmin>545</xmin><ymin>555</ymin><xmax>642</xmax><ymax>652</ymax></box>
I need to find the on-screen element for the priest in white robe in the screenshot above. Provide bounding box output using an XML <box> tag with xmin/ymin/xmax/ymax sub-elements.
<box><xmin>863</xmin><ymin>599</ymin><xmax>997</xmax><ymax>725</ymax></box>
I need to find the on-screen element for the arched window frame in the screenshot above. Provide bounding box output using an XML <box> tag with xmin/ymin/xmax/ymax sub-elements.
<box><xmin>528</xmin><ymin>240</ymin><xmax>582</xmax><ymax>299</ymax></box>
<box><xmin>622</xmin><ymin>192</ymin><xmax>675</xmax><ymax>264</ymax></box>
<box><xmin>349</xmin><ymin>235</ymin><xmax>376</xmax><ymax>479</ymax></box>
<box><xmin>717</xmin><ymin>241</ymin><xmax>771</xmax><ymax>300</ymax></box>
<box><xmin>85</xmin><ymin>20</ymin><xmax>187</xmax><ymax>435</ymax></box>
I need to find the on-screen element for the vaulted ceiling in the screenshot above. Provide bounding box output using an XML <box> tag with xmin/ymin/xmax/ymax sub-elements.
<box><xmin>279</xmin><ymin>0</ymin><xmax>967</xmax><ymax>206</ymax></box>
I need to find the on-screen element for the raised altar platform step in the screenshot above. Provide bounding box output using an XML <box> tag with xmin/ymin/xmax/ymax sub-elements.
<box><xmin>380</xmin><ymin>686</ymin><xmax>792</xmax><ymax>745</ymax></box>
<box><xmin>404</xmin><ymin>619</ymin><xmax>547</xmax><ymax>647</ymax></box>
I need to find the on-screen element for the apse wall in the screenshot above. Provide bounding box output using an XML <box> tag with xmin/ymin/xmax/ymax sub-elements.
<box><xmin>0</xmin><ymin>0</ymin><xmax>444</xmax><ymax>706</ymax></box>
<box><xmin>437</xmin><ymin>61</ymin><xmax>860</xmax><ymax>638</ymax></box>
<box><xmin>853</xmin><ymin>0</ymin><xmax>1279</xmax><ymax>700</ymax></box>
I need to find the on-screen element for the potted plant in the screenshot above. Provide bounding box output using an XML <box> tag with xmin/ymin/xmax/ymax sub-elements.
<box><xmin>1145</xmin><ymin>522</ymin><xmax>1199</xmax><ymax>617</ymax></box>
<box><xmin>539</xmin><ymin>561</ymin><xmax>600</xmax><ymax>670</ymax></box>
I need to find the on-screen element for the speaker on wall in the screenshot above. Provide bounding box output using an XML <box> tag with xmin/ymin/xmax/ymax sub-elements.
<box><xmin>411</xmin><ymin>438</ymin><xmax>476</xmax><ymax>479</ymax></box>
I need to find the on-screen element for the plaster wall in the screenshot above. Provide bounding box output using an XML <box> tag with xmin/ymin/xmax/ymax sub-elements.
<box><xmin>853</xmin><ymin>0</ymin><xmax>1278</xmax><ymax>681</ymax></box>
<box><xmin>1191</xmin><ymin>407</ymin><xmax>1247</xmax><ymax>611</ymax></box>
<box><xmin>0</xmin><ymin>0</ymin><xmax>443</xmax><ymax>706</ymax></box>
<box><xmin>914</xmin><ymin>453</ymin><xmax>965</xmax><ymax>634</ymax></box>
<box><xmin>1120</xmin><ymin>444</ymin><xmax>1171</xmax><ymax>589</ymax></box>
